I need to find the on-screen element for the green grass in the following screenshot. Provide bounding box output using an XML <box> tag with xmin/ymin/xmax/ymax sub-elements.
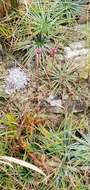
<box><xmin>0</xmin><ymin>112</ymin><xmax>89</xmax><ymax>189</ymax></box>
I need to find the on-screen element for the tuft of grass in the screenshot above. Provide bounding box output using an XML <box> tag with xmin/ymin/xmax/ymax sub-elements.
<box><xmin>54</xmin><ymin>0</ymin><xmax>81</xmax><ymax>24</ymax></box>
<box><xmin>33</xmin><ymin>119</ymin><xmax>88</xmax><ymax>189</ymax></box>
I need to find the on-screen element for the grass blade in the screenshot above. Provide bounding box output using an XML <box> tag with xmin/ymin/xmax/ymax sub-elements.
<box><xmin>0</xmin><ymin>156</ymin><xmax>46</xmax><ymax>176</ymax></box>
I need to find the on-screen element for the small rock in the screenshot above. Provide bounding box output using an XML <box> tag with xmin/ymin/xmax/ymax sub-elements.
<box><xmin>64</xmin><ymin>40</ymin><xmax>90</xmax><ymax>68</ymax></box>
<box><xmin>73</xmin><ymin>56</ymin><xmax>88</xmax><ymax>68</ymax></box>
<box><xmin>64</xmin><ymin>47</ymin><xmax>71</xmax><ymax>53</ymax></box>
<box><xmin>65</xmin><ymin>48</ymin><xmax>89</xmax><ymax>59</ymax></box>
<box><xmin>69</xmin><ymin>41</ymin><xmax>86</xmax><ymax>50</ymax></box>
<box><xmin>46</xmin><ymin>95</ymin><xmax>63</xmax><ymax>108</ymax></box>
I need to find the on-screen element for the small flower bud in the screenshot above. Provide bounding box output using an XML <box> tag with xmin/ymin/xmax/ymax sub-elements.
<box><xmin>50</xmin><ymin>47</ymin><xmax>57</xmax><ymax>57</ymax></box>
<box><xmin>36</xmin><ymin>48</ymin><xmax>42</xmax><ymax>55</ymax></box>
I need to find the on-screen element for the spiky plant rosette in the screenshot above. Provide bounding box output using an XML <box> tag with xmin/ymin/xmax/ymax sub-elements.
<box><xmin>14</xmin><ymin>35</ymin><xmax>53</xmax><ymax>64</ymax></box>
<box><xmin>14</xmin><ymin>1</ymin><xmax>59</xmax><ymax>64</ymax></box>
<box><xmin>40</xmin><ymin>61</ymin><xmax>80</xmax><ymax>95</ymax></box>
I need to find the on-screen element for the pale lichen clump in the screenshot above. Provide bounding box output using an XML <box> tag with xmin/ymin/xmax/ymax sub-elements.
<box><xmin>5</xmin><ymin>67</ymin><xmax>28</xmax><ymax>95</ymax></box>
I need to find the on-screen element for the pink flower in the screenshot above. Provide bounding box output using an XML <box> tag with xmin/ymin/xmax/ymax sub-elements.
<box><xmin>50</xmin><ymin>47</ymin><xmax>57</xmax><ymax>57</ymax></box>
<box><xmin>36</xmin><ymin>48</ymin><xmax>42</xmax><ymax>55</ymax></box>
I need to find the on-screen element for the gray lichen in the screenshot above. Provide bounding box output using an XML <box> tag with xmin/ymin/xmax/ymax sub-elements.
<box><xmin>5</xmin><ymin>67</ymin><xmax>28</xmax><ymax>95</ymax></box>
